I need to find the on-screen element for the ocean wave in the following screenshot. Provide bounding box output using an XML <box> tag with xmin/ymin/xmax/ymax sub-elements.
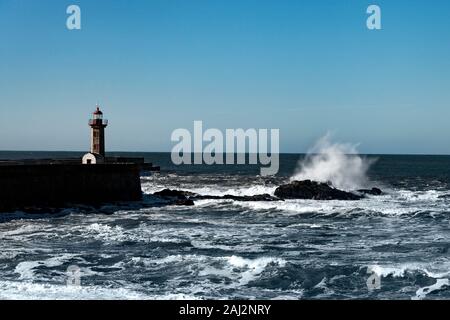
<box><xmin>14</xmin><ymin>254</ymin><xmax>81</xmax><ymax>281</ymax></box>
<box><xmin>214</xmin><ymin>190</ymin><xmax>450</xmax><ymax>217</ymax></box>
<box><xmin>194</xmin><ymin>255</ymin><xmax>287</xmax><ymax>287</ymax></box>
<box><xmin>81</xmin><ymin>222</ymin><xmax>190</xmax><ymax>244</ymax></box>
<box><xmin>0</xmin><ymin>281</ymin><xmax>151</xmax><ymax>300</ymax></box>
<box><xmin>142</xmin><ymin>174</ymin><xmax>450</xmax><ymax>218</ymax></box>
<box><xmin>119</xmin><ymin>254</ymin><xmax>287</xmax><ymax>289</ymax></box>
<box><xmin>191</xmin><ymin>240</ymin><xmax>265</xmax><ymax>253</ymax></box>
<box><xmin>226</xmin><ymin>256</ymin><xmax>287</xmax><ymax>286</ymax></box>
<box><xmin>367</xmin><ymin>262</ymin><xmax>450</xmax><ymax>299</ymax></box>
<box><xmin>2</xmin><ymin>167</ymin><xmax>450</xmax><ymax>299</ymax></box>
<box><xmin>142</xmin><ymin>182</ymin><xmax>277</xmax><ymax>198</ymax></box>
<box><xmin>368</xmin><ymin>262</ymin><xmax>450</xmax><ymax>279</ymax></box>
<box><xmin>395</xmin><ymin>190</ymin><xmax>445</xmax><ymax>202</ymax></box>
<box><xmin>413</xmin><ymin>279</ymin><xmax>449</xmax><ymax>300</ymax></box>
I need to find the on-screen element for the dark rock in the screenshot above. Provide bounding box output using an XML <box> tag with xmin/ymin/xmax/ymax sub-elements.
<box><xmin>153</xmin><ymin>188</ymin><xmax>282</xmax><ymax>203</ymax></box>
<box><xmin>223</xmin><ymin>193</ymin><xmax>281</xmax><ymax>202</ymax></box>
<box><xmin>153</xmin><ymin>189</ymin><xmax>196</xmax><ymax>199</ymax></box>
<box><xmin>153</xmin><ymin>189</ymin><xmax>197</xmax><ymax>206</ymax></box>
<box><xmin>274</xmin><ymin>180</ymin><xmax>363</xmax><ymax>200</ymax></box>
<box><xmin>175</xmin><ymin>199</ymin><xmax>195</xmax><ymax>206</ymax></box>
<box><xmin>357</xmin><ymin>188</ymin><xmax>383</xmax><ymax>196</ymax></box>
<box><xmin>189</xmin><ymin>195</ymin><xmax>222</xmax><ymax>200</ymax></box>
<box><xmin>153</xmin><ymin>180</ymin><xmax>369</xmax><ymax>204</ymax></box>
<box><xmin>141</xmin><ymin>163</ymin><xmax>160</xmax><ymax>172</ymax></box>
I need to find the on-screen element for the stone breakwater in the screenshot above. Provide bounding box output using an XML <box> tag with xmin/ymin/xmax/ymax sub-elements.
<box><xmin>0</xmin><ymin>164</ymin><xmax>142</xmax><ymax>212</ymax></box>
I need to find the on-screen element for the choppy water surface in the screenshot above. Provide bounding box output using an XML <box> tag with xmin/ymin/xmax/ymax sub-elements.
<box><xmin>0</xmin><ymin>153</ymin><xmax>449</xmax><ymax>299</ymax></box>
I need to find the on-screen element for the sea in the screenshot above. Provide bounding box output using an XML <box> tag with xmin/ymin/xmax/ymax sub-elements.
<box><xmin>0</xmin><ymin>151</ymin><xmax>449</xmax><ymax>300</ymax></box>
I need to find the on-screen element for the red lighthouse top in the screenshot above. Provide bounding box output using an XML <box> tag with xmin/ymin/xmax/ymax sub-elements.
<box><xmin>89</xmin><ymin>105</ymin><xmax>108</xmax><ymax>127</ymax></box>
<box><xmin>93</xmin><ymin>106</ymin><xmax>103</xmax><ymax>115</ymax></box>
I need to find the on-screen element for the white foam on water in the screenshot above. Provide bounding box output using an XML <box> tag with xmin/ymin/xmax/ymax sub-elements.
<box><xmin>0</xmin><ymin>224</ymin><xmax>41</xmax><ymax>238</ymax></box>
<box><xmin>0</xmin><ymin>223</ymin><xmax>61</xmax><ymax>242</ymax></box>
<box><xmin>138</xmin><ymin>178</ymin><xmax>450</xmax><ymax>218</ymax></box>
<box><xmin>141</xmin><ymin>169</ymin><xmax>450</xmax><ymax>219</ymax></box>
<box><xmin>413</xmin><ymin>279</ymin><xmax>449</xmax><ymax>300</ymax></box>
<box><xmin>142</xmin><ymin>182</ymin><xmax>277</xmax><ymax>198</ymax></box>
<box><xmin>271</xmin><ymin>291</ymin><xmax>304</xmax><ymax>300</ymax></box>
<box><xmin>368</xmin><ymin>262</ymin><xmax>450</xmax><ymax>279</ymax></box>
<box><xmin>290</xmin><ymin>134</ymin><xmax>376</xmax><ymax>191</ymax></box>
<box><xmin>14</xmin><ymin>253</ymin><xmax>79</xmax><ymax>280</ymax></box>
<box><xmin>84</xmin><ymin>223</ymin><xmax>128</xmax><ymax>242</ymax></box>
<box><xmin>191</xmin><ymin>240</ymin><xmax>265</xmax><ymax>253</ymax></box>
<box><xmin>130</xmin><ymin>254</ymin><xmax>209</xmax><ymax>267</ymax></box>
<box><xmin>192</xmin><ymin>199</ymin><xmax>248</xmax><ymax>212</ymax></box>
<box><xmin>225</xmin><ymin>255</ymin><xmax>287</xmax><ymax>286</ymax></box>
<box><xmin>138</xmin><ymin>253</ymin><xmax>288</xmax><ymax>289</ymax></box>
<box><xmin>286</xmin><ymin>223</ymin><xmax>324</xmax><ymax>229</ymax></box>
<box><xmin>313</xmin><ymin>277</ymin><xmax>335</xmax><ymax>297</ymax></box>
<box><xmin>0</xmin><ymin>281</ymin><xmax>152</xmax><ymax>300</ymax></box>
<box><xmin>396</xmin><ymin>190</ymin><xmax>445</xmax><ymax>202</ymax></box>
<box><xmin>80</xmin><ymin>222</ymin><xmax>187</xmax><ymax>244</ymax></box>
<box><xmin>0</xmin><ymin>251</ymin><xmax>21</xmax><ymax>259</ymax></box>
<box><xmin>235</xmin><ymin>199</ymin><xmax>345</xmax><ymax>215</ymax></box>
<box><xmin>117</xmin><ymin>254</ymin><xmax>288</xmax><ymax>292</ymax></box>
<box><xmin>229</xmin><ymin>188</ymin><xmax>450</xmax><ymax>217</ymax></box>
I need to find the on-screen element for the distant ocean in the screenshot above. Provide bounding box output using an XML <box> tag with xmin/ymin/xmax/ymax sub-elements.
<box><xmin>0</xmin><ymin>151</ymin><xmax>449</xmax><ymax>299</ymax></box>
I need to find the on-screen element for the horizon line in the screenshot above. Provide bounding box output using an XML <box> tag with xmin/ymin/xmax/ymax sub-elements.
<box><xmin>1</xmin><ymin>150</ymin><xmax>450</xmax><ymax>157</ymax></box>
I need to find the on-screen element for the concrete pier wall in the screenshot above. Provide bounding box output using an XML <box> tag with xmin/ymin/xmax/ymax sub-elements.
<box><xmin>0</xmin><ymin>164</ymin><xmax>142</xmax><ymax>212</ymax></box>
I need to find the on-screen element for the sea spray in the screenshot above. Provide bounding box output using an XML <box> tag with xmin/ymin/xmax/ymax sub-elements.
<box><xmin>291</xmin><ymin>134</ymin><xmax>376</xmax><ymax>190</ymax></box>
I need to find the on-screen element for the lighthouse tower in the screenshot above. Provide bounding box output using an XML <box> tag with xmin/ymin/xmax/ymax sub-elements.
<box><xmin>89</xmin><ymin>105</ymin><xmax>108</xmax><ymax>156</ymax></box>
<box><xmin>82</xmin><ymin>105</ymin><xmax>108</xmax><ymax>164</ymax></box>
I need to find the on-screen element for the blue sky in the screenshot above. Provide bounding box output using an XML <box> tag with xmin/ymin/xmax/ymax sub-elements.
<box><xmin>1</xmin><ymin>0</ymin><xmax>450</xmax><ymax>153</ymax></box>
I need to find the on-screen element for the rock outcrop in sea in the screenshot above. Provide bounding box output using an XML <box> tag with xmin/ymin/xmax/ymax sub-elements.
<box><xmin>274</xmin><ymin>180</ymin><xmax>363</xmax><ymax>200</ymax></box>
<box><xmin>153</xmin><ymin>188</ymin><xmax>280</xmax><ymax>205</ymax></box>
<box><xmin>153</xmin><ymin>180</ymin><xmax>383</xmax><ymax>205</ymax></box>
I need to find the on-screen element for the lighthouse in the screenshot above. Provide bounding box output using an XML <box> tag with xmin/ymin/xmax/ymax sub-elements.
<box><xmin>82</xmin><ymin>105</ymin><xmax>108</xmax><ymax>164</ymax></box>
